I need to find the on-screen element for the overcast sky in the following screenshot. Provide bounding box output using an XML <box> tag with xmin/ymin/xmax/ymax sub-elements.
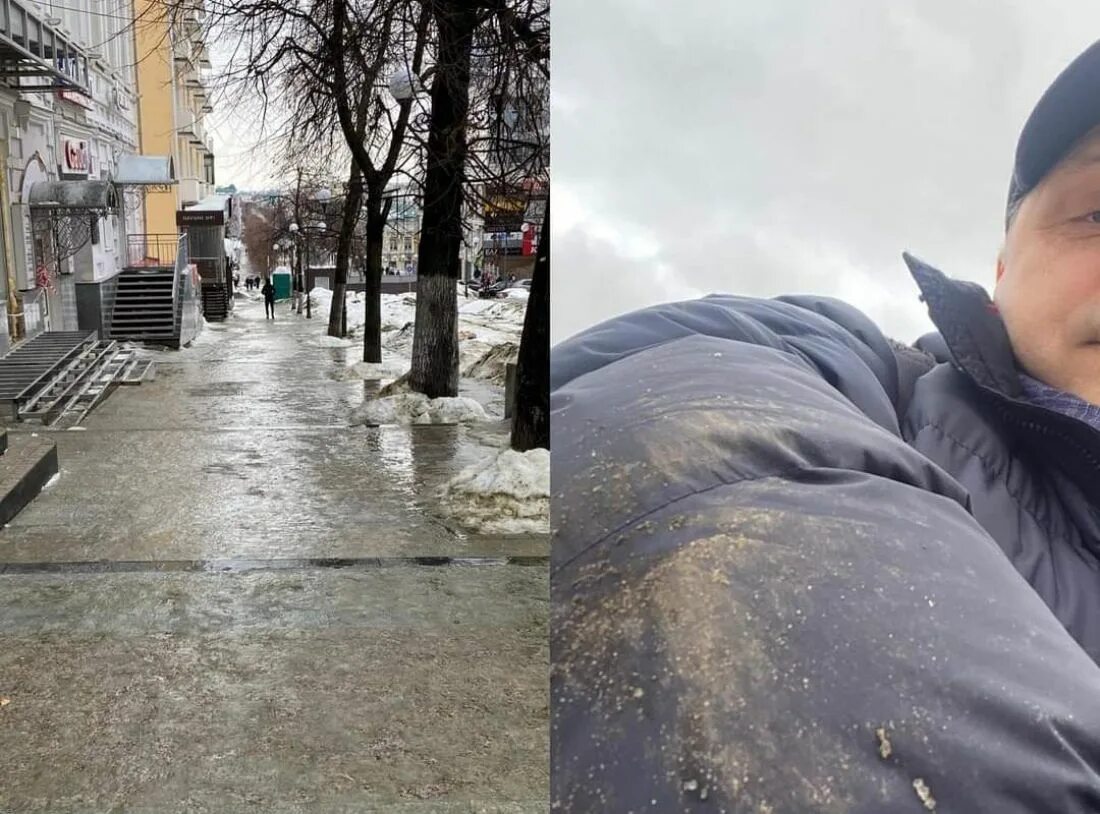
<box><xmin>551</xmin><ymin>1</ymin><xmax>1100</xmax><ymax>344</ymax></box>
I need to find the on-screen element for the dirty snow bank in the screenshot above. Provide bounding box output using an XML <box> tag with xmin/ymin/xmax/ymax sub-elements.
<box><xmin>462</xmin><ymin>341</ymin><xmax>520</xmax><ymax>385</ymax></box>
<box><xmin>441</xmin><ymin>447</ymin><xmax>550</xmax><ymax>534</ymax></box>
<box><xmin>306</xmin><ymin>285</ymin><xmax>527</xmax><ymax>408</ymax></box>
<box><xmin>331</xmin><ymin>358</ymin><xmax>409</xmax><ymax>382</ymax></box>
<box><xmin>349</xmin><ymin>390</ymin><xmax>489</xmax><ymax>425</ymax></box>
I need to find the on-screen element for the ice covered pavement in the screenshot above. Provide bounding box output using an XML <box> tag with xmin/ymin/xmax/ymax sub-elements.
<box><xmin>306</xmin><ymin>285</ymin><xmax>548</xmax><ymax>534</ymax></box>
<box><xmin>0</xmin><ymin>293</ymin><xmax>548</xmax><ymax>812</ymax></box>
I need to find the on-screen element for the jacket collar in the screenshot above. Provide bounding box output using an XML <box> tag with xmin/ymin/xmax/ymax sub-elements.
<box><xmin>903</xmin><ymin>252</ymin><xmax>1022</xmax><ymax>398</ymax></box>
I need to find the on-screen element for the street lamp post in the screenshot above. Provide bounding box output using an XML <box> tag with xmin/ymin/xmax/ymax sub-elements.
<box><xmin>301</xmin><ymin>220</ymin><xmax>326</xmax><ymax>320</ymax></box>
<box><xmin>289</xmin><ymin>222</ymin><xmax>303</xmax><ymax>316</ymax></box>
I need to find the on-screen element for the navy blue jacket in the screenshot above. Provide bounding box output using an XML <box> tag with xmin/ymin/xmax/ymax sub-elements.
<box><xmin>551</xmin><ymin>254</ymin><xmax>1100</xmax><ymax>812</ymax></box>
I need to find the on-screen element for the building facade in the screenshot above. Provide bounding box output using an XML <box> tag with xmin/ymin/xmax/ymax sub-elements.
<box><xmin>134</xmin><ymin>0</ymin><xmax>215</xmax><ymax>237</ymax></box>
<box><xmin>0</xmin><ymin>0</ymin><xmax>146</xmax><ymax>341</ymax></box>
<box><xmin>378</xmin><ymin>189</ymin><xmax>419</xmax><ymax>275</ymax></box>
<box><xmin>0</xmin><ymin>0</ymin><xmax>219</xmax><ymax>345</ymax></box>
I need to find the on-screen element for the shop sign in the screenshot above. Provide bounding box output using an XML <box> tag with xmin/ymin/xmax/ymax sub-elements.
<box><xmin>59</xmin><ymin>136</ymin><xmax>90</xmax><ymax>178</ymax></box>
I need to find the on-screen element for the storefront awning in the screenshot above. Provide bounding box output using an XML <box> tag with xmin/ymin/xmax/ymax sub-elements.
<box><xmin>28</xmin><ymin>180</ymin><xmax>118</xmax><ymax>212</ymax></box>
<box><xmin>114</xmin><ymin>155</ymin><xmax>176</xmax><ymax>186</ymax></box>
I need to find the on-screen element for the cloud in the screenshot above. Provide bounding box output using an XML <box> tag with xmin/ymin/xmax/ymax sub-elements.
<box><xmin>552</xmin><ymin>0</ymin><xmax>1100</xmax><ymax>342</ymax></box>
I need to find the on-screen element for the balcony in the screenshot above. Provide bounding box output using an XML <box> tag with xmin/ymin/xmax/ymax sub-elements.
<box><xmin>127</xmin><ymin>234</ymin><xmax>180</xmax><ymax>268</ymax></box>
<box><xmin>192</xmin><ymin>37</ymin><xmax>211</xmax><ymax>69</ymax></box>
<box><xmin>179</xmin><ymin>1</ymin><xmax>205</xmax><ymax>31</ymax></box>
<box><xmin>179</xmin><ymin>178</ymin><xmax>201</xmax><ymax>205</ymax></box>
<box><xmin>0</xmin><ymin>0</ymin><xmax>90</xmax><ymax>93</ymax></box>
<box><xmin>177</xmin><ymin>107</ymin><xmax>198</xmax><ymax>138</ymax></box>
<box><xmin>190</xmin><ymin>116</ymin><xmax>205</xmax><ymax>147</ymax></box>
<box><xmin>172</xmin><ymin>36</ymin><xmax>193</xmax><ymax>65</ymax></box>
<box><xmin>189</xmin><ymin>83</ymin><xmax>206</xmax><ymax>112</ymax></box>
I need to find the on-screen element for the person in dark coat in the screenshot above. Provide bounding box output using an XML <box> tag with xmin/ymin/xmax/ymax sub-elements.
<box><xmin>551</xmin><ymin>40</ymin><xmax>1100</xmax><ymax>812</ymax></box>
<box><xmin>261</xmin><ymin>277</ymin><xmax>275</xmax><ymax>319</ymax></box>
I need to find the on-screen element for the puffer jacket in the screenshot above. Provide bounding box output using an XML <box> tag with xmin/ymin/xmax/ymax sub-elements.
<box><xmin>550</xmin><ymin>253</ymin><xmax>1100</xmax><ymax>813</ymax></box>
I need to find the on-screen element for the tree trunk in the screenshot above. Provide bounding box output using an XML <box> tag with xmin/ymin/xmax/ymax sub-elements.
<box><xmin>511</xmin><ymin>203</ymin><xmax>549</xmax><ymax>451</ymax></box>
<box><xmin>329</xmin><ymin>163</ymin><xmax>364</xmax><ymax>337</ymax></box>
<box><xmin>294</xmin><ymin>169</ymin><xmax>304</xmax><ymax>314</ymax></box>
<box><xmin>408</xmin><ymin>1</ymin><xmax>478</xmax><ymax>399</ymax></box>
<box><xmin>362</xmin><ymin>189</ymin><xmax>387</xmax><ymax>363</ymax></box>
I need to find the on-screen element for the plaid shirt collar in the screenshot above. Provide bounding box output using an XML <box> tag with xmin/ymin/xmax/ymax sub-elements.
<box><xmin>1017</xmin><ymin>373</ymin><xmax>1100</xmax><ymax>432</ymax></box>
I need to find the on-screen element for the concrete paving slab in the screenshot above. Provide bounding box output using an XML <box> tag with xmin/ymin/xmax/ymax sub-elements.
<box><xmin>0</xmin><ymin>567</ymin><xmax>548</xmax><ymax>813</ymax></box>
<box><xmin>0</xmin><ymin>296</ymin><xmax>548</xmax><ymax>810</ymax></box>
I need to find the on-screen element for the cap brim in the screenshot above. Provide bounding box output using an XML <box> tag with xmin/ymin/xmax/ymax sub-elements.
<box><xmin>1008</xmin><ymin>39</ymin><xmax>1100</xmax><ymax>223</ymax></box>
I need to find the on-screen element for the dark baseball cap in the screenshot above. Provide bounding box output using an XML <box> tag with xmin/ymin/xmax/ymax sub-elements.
<box><xmin>1007</xmin><ymin>39</ymin><xmax>1100</xmax><ymax>227</ymax></box>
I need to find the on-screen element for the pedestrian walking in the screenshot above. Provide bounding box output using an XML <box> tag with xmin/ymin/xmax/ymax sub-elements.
<box><xmin>261</xmin><ymin>278</ymin><xmax>275</xmax><ymax>319</ymax></box>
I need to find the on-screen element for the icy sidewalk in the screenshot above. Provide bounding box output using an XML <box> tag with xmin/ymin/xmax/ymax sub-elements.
<box><xmin>0</xmin><ymin>287</ymin><xmax>548</xmax><ymax>811</ymax></box>
<box><xmin>298</xmin><ymin>286</ymin><xmax>549</xmax><ymax>535</ymax></box>
<box><xmin>305</xmin><ymin>286</ymin><xmax>527</xmax><ymax>424</ymax></box>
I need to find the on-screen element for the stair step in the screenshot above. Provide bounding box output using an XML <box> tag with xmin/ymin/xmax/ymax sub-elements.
<box><xmin>0</xmin><ymin>436</ymin><xmax>58</xmax><ymax>525</ymax></box>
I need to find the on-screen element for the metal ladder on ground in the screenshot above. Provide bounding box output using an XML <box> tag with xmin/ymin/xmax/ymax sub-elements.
<box><xmin>18</xmin><ymin>341</ymin><xmax>155</xmax><ymax>426</ymax></box>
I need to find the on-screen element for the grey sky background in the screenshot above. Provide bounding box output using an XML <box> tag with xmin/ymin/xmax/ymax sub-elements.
<box><xmin>552</xmin><ymin>1</ymin><xmax>1100</xmax><ymax>344</ymax></box>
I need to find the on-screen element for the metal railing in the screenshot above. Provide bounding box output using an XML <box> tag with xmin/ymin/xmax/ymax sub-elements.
<box><xmin>21</xmin><ymin>288</ymin><xmax>46</xmax><ymax>339</ymax></box>
<box><xmin>127</xmin><ymin>234</ymin><xmax>180</xmax><ymax>268</ymax></box>
<box><xmin>173</xmin><ymin>235</ymin><xmax>188</xmax><ymax>335</ymax></box>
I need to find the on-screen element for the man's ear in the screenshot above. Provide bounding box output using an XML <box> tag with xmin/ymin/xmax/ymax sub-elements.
<box><xmin>995</xmin><ymin>250</ymin><xmax>1006</xmax><ymax>284</ymax></box>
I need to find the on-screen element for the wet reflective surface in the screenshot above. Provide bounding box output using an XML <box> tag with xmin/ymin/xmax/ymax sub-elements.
<box><xmin>0</xmin><ymin>298</ymin><xmax>548</xmax><ymax>812</ymax></box>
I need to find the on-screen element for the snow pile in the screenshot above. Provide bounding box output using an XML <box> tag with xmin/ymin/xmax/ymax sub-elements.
<box><xmin>307</xmin><ymin>288</ymin><xmax>337</xmax><ymax>321</ymax></box>
<box><xmin>332</xmin><ymin>358</ymin><xmax>409</xmax><ymax>382</ymax></box>
<box><xmin>384</xmin><ymin>321</ymin><xmax>416</xmax><ymax>353</ymax></box>
<box><xmin>304</xmin><ymin>288</ymin><xmax>416</xmax><ymax>340</ymax></box>
<box><xmin>462</xmin><ymin>341</ymin><xmax>519</xmax><ymax>384</ymax></box>
<box><xmin>350</xmin><ymin>391</ymin><xmax>489</xmax><ymax>425</ymax></box>
<box><xmin>503</xmin><ymin>288</ymin><xmax>530</xmax><ymax>300</ymax></box>
<box><xmin>442</xmin><ymin>447</ymin><xmax>550</xmax><ymax>535</ymax></box>
<box><xmin>458</xmin><ymin>298</ymin><xmax>525</xmax><ymax>320</ymax></box>
<box><xmin>382</xmin><ymin>295</ymin><xmax>418</xmax><ymax>330</ymax></box>
<box><xmin>312</xmin><ymin>334</ymin><xmax>354</xmax><ymax>348</ymax></box>
<box><xmin>345</xmin><ymin>295</ymin><xmax>366</xmax><ymax>332</ymax></box>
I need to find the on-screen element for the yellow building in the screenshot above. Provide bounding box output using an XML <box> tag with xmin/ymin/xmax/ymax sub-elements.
<box><xmin>133</xmin><ymin>0</ymin><xmax>215</xmax><ymax>237</ymax></box>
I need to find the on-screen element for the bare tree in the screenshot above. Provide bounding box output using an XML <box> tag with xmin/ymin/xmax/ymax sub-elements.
<box><xmin>406</xmin><ymin>0</ymin><xmax>549</xmax><ymax>398</ymax></box>
<box><xmin>203</xmin><ymin>0</ymin><xmax>426</xmax><ymax>347</ymax></box>
<box><xmin>205</xmin><ymin>0</ymin><xmax>549</xmax><ymax>419</ymax></box>
<box><xmin>328</xmin><ymin>0</ymin><xmax>430</xmax><ymax>350</ymax></box>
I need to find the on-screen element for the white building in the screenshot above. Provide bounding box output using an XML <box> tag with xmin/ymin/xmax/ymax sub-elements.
<box><xmin>0</xmin><ymin>0</ymin><xmax>141</xmax><ymax>340</ymax></box>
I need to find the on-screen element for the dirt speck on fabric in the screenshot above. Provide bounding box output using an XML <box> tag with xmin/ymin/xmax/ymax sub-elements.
<box><xmin>875</xmin><ymin>727</ymin><xmax>892</xmax><ymax>760</ymax></box>
<box><xmin>912</xmin><ymin>778</ymin><xmax>936</xmax><ymax>810</ymax></box>
<box><xmin>554</xmin><ymin>526</ymin><xmax>858</xmax><ymax>812</ymax></box>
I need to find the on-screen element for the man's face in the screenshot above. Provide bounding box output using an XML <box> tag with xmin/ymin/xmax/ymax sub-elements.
<box><xmin>996</xmin><ymin>128</ymin><xmax>1100</xmax><ymax>402</ymax></box>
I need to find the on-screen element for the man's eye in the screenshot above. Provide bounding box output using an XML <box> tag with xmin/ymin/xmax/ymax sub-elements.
<box><xmin>1087</xmin><ymin>211</ymin><xmax>1100</xmax><ymax>223</ymax></box>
